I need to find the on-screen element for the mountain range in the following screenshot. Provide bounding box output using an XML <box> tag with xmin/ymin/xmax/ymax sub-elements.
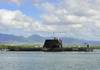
<box><xmin>0</xmin><ymin>33</ymin><xmax>100</xmax><ymax>45</ymax></box>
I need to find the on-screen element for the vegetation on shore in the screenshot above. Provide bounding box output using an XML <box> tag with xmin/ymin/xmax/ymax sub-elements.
<box><xmin>0</xmin><ymin>44</ymin><xmax>38</xmax><ymax>49</ymax></box>
<box><xmin>0</xmin><ymin>44</ymin><xmax>42</xmax><ymax>51</ymax></box>
<box><xmin>0</xmin><ymin>44</ymin><xmax>100</xmax><ymax>50</ymax></box>
<box><xmin>0</xmin><ymin>44</ymin><xmax>100</xmax><ymax>51</ymax></box>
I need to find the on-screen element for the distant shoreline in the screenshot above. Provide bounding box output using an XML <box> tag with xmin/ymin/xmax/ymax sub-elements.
<box><xmin>0</xmin><ymin>44</ymin><xmax>96</xmax><ymax>52</ymax></box>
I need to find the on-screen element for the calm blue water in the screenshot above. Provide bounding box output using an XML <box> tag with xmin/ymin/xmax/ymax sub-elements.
<box><xmin>0</xmin><ymin>50</ymin><xmax>100</xmax><ymax>70</ymax></box>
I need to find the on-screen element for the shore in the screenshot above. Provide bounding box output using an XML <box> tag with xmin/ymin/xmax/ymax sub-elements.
<box><xmin>0</xmin><ymin>44</ymin><xmax>96</xmax><ymax>52</ymax></box>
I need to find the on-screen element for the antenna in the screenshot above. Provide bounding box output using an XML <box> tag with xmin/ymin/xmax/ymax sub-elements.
<box><xmin>51</xmin><ymin>32</ymin><xmax>65</xmax><ymax>39</ymax></box>
<box><xmin>36</xmin><ymin>31</ymin><xmax>67</xmax><ymax>38</ymax></box>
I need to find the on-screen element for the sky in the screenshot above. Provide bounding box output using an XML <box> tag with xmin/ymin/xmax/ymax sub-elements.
<box><xmin>0</xmin><ymin>0</ymin><xmax>100</xmax><ymax>40</ymax></box>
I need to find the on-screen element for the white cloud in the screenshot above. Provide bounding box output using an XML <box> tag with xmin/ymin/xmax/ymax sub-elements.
<box><xmin>33</xmin><ymin>0</ymin><xmax>100</xmax><ymax>39</ymax></box>
<box><xmin>0</xmin><ymin>9</ymin><xmax>41</xmax><ymax>33</ymax></box>
<box><xmin>87</xmin><ymin>9</ymin><xmax>100</xmax><ymax>16</ymax></box>
<box><xmin>64</xmin><ymin>15</ymin><xmax>80</xmax><ymax>23</ymax></box>
<box><xmin>0</xmin><ymin>10</ymin><xmax>25</xmax><ymax>28</ymax></box>
<box><xmin>42</xmin><ymin>14</ymin><xmax>60</xmax><ymax>25</ymax></box>
<box><xmin>0</xmin><ymin>9</ymin><xmax>60</xmax><ymax>36</ymax></box>
<box><xmin>1</xmin><ymin>0</ymin><xmax>100</xmax><ymax>39</ymax></box>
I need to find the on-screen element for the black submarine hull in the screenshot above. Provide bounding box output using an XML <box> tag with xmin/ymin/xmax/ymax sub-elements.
<box><xmin>42</xmin><ymin>48</ymin><xmax>93</xmax><ymax>52</ymax></box>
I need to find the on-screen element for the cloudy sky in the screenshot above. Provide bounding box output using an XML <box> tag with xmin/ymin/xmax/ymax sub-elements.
<box><xmin>0</xmin><ymin>0</ymin><xmax>100</xmax><ymax>40</ymax></box>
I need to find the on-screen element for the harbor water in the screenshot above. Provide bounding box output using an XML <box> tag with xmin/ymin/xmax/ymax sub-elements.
<box><xmin>0</xmin><ymin>50</ymin><xmax>100</xmax><ymax>70</ymax></box>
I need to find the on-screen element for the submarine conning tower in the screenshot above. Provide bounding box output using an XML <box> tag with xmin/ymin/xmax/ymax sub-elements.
<box><xmin>43</xmin><ymin>37</ymin><xmax>62</xmax><ymax>49</ymax></box>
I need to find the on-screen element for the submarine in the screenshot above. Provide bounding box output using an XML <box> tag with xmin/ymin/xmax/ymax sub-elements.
<box><xmin>42</xmin><ymin>37</ymin><xmax>93</xmax><ymax>52</ymax></box>
<box><xmin>42</xmin><ymin>37</ymin><xmax>63</xmax><ymax>51</ymax></box>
